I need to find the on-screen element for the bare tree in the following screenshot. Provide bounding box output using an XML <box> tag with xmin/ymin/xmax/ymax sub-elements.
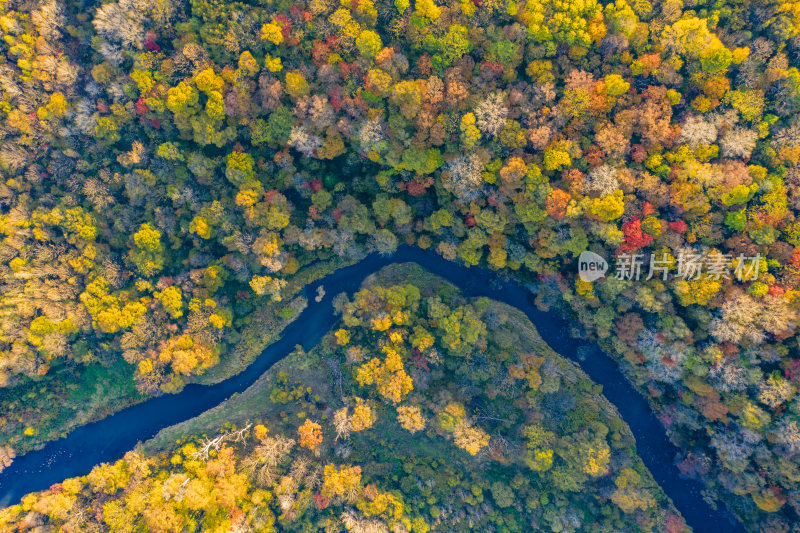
<box><xmin>190</xmin><ymin>423</ymin><xmax>253</xmax><ymax>460</ymax></box>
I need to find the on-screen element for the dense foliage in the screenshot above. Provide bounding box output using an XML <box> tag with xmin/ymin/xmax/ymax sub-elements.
<box><xmin>0</xmin><ymin>273</ymin><xmax>683</xmax><ymax>532</ymax></box>
<box><xmin>1</xmin><ymin>0</ymin><xmax>800</xmax><ymax>528</ymax></box>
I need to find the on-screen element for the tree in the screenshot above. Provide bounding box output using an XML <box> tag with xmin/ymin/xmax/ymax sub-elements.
<box><xmin>583</xmin><ymin>165</ymin><xmax>619</xmax><ymax>198</ymax></box>
<box><xmin>543</xmin><ymin>143</ymin><xmax>572</xmax><ymax>171</ymax></box>
<box><xmin>663</xmin><ymin>17</ymin><xmax>733</xmax><ymax>74</ymax></box>
<box><xmin>752</xmin><ymin>488</ymin><xmax>785</xmax><ymax>512</ymax></box>
<box><xmin>396</xmin><ymin>405</ymin><xmax>426</xmax><ymax>432</ymax></box>
<box><xmin>87</xmin><ymin>459</ymin><xmax>131</xmax><ymax>495</ymax></box>
<box><xmin>225</xmin><ymin>151</ymin><xmax>255</xmax><ymax>187</ymax></box>
<box><xmin>611</xmin><ymin>468</ymin><xmax>655</xmax><ymax>513</ymax></box>
<box><xmin>453</xmin><ymin>422</ymin><xmax>490</xmax><ymax>455</ymax></box>
<box><xmin>157</xmin><ymin>334</ymin><xmax>217</xmax><ymax>377</ymax></box>
<box><xmin>415</xmin><ymin>0</ymin><xmax>441</xmax><ymax>20</ymax></box>
<box><xmin>604</xmin><ymin>74</ymin><xmax>630</xmax><ymax>96</ymax></box>
<box><xmin>355</xmin><ymin>347</ymin><xmax>413</xmax><ymax>403</ymax></box>
<box><xmin>391</xmin><ymin>80</ymin><xmax>422</xmax><ymax>119</ymax></box>
<box><xmin>720</xmin><ymin>128</ymin><xmax>758</xmax><ymax>158</ymax></box>
<box><xmin>261</xmin><ymin>22</ymin><xmax>284</xmax><ymax>45</ymax></box>
<box><xmin>156</xmin><ymin>286</ymin><xmax>183</xmax><ymax>318</ymax></box>
<box><xmin>371</xmin><ymin>229</ymin><xmax>399</xmax><ymax>256</ymax></box>
<box><xmin>194</xmin><ymin>68</ymin><xmax>224</xmax><ymax>94</ymax></box>
<box><xmin>474</xmin><ymin>92</ymin><xmax>508</xmax><ymax>136</ymax></box>
<box><xmin>583</xmin><ymin>443</ymin><xmax>611</xmax><ymax>477</ymax></box>
<box><xmin>349</xmin><ymin>398</ymin><xmax>376</xmax><ymax>431</ymax></box>
<box><xmin>130</xmin><ymin>223</ymin><xmax>165</xmax><ymax>276</ymax></box>
<box><xmin>285</xmin><ymin>71</ymin><xmax>310</xmax><ymax>99</ymax></box>
<box><xmin>460</xmin><ymin>112</ymin><xmax>481</xmax><ymax>149</ymax></box>
<box><xmin>490</xmin><ymin>481</ymin><xmax>514</xmax><ymax>508</ymax></box>
<box><xmin>298</xmin><ymin>419</ymin><xmax>323</xmax><ymax>452</ymax></box>
<box><xmin>333</xmin><ymin>407</ymin><xmax>352</xmax><ymax>441</ymax></box>
<box><xmin>80</xmin><ymin>277</ymin><xmax>147</xmax><ymax>334</ymax></box>
<box><xmin>435</xmin><ymin>304</ymin><xmax>487</xmax><ymax>356</ymax></box>
<box><xmin>356</xmin><ymin>30</ymin><xmax>382</xmax><ymax>58</ymax></box>
<box><xmin>321</xmin><ymin>464</ymin><xmax>362</xmax><ymax>500</ymax></box>
<box><xmin>166</xmin><ymin>82</ymin><xmax>199</xmax><ymax>116</ymax></box>
<box><xmin>587</xmin><ymin>190</ymin><xmax>624</xmax><ymax>221</ymax></box>
<box><xmin>0</xmin><ymin>446</ymin><xmax>16</xmax><ymax>474</ymax></box>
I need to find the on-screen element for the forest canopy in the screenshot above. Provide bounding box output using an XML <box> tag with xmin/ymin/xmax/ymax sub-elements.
<box><xmin>0</xmin><ymin>272</ymin><xmax>684</xmax><ymax>532</ymax></box>
<box><xmin>0</xmin><ymin>0</ymin><xmax>799</xmax><ymax>529</ymax></box>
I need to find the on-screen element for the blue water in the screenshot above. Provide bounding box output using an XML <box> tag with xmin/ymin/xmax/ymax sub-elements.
<box><xmin>0</xmin><ymin>246</ymin><xmax>744</xmax><ymax>532</ymax></box>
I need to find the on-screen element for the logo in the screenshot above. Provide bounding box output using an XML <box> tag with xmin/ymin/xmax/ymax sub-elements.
<box><xmin>578</xmin><ymin>251</ymin><xmax>608</xmax><ymax>282</ymax></box>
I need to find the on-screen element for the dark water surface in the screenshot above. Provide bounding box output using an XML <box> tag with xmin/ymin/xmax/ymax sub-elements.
<box><xmin>0</xmin><ymin>246</ymin><xmax>743</xmax><ymax>532</ymax></box>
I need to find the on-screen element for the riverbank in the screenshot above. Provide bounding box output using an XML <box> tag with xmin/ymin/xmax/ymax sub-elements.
<box><xmin>0</xmin><ymin>246</ymin><xmax>745</xmax><ymax>532</ymax></box>
<box><xmin>1</xmin><ymin>263</ymin><xmax>685</xmax><ymax>532</ymax></box>
<box><xmin>0</xmin><ymin>250</ymin><xmax>365</xmax><ymax>456</ymax></box>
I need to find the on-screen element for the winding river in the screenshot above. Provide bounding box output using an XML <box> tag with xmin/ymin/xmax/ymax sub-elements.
<box><xmin>0</xmin><ymin>245</ymin><xmax>744</xmax><ymax>532</ymax></box>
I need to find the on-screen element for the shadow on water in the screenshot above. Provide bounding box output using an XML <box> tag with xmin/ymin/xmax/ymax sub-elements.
<box><xmin>0</xmin><ymin>246</ymin><xmax>745</xmax><ymax>532</ymax></box>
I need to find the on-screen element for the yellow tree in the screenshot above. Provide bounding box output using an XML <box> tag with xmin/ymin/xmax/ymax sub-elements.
<box><xmin>349</xmin><ymin>398</ymin><xmax>376</xmax><ymax>431</ymax></box>
<box><xmin>453</xmin><ymin>422</ymin><xmax>490</xmax><ymax>456</ymax></box>
<box><xmin>355</xmin><ymin>346</ymin><xmax>413</xmax><ymax>403</ymax></box>
<box><xmin>396</xmin><ymin>405</ymin><xmax>426</xmax><ymax>432</ymax></box>
<box><xmin>321</xmin><ymin>464</ymin><xmax>362</xmax><ymax>500</ymax></box>
<box><xmin>298</xmin><ymin>419</ymin><xmax>323</xmax><ymax>452</ymax></box>
<box><xmin>158</xmin><ymin>335</ymin><xmax>217</xmax><ymax>377</ymax></box>
<box><xmin>611</xmin><ymin>468</ymin><xmax>655</xmax><ymax>513</ymax></box>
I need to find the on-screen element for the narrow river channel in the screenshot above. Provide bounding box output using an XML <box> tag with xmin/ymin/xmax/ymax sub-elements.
<box><xmin>0</xmin><ymin>245</ymin><xmax>744</xmax><ymax>532</ymax></box>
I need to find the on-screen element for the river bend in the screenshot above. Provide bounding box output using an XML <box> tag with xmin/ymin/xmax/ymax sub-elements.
<box><xmin>0</xmin><ymin>246</ymin><xmax>744</xmax><ymax>532</ymax></box>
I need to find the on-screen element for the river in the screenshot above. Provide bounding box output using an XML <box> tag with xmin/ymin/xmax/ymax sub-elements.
<box><xmin>0</xmin><ymin>245</ymin><xmax>744</xmax><ymax>532</ymax></box>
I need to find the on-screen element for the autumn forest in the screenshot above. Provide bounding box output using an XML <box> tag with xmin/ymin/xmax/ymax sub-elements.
<box><xmin>0</xmin><ymin>0</ymin><xmax>799</xmax><ymax>529</ymax></box>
